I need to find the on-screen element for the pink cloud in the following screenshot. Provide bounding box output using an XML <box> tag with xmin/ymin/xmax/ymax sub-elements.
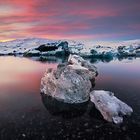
<box><xmin>0</xmin><ymin>0</ymin><xmax>140</xmax><ymax>41</ymax></box>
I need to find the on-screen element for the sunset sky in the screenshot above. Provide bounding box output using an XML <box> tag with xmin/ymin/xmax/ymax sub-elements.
<box><xmin>0</xmin><ymin>0</ymin><xmax>140</xmax><ymax>42</ymax></box>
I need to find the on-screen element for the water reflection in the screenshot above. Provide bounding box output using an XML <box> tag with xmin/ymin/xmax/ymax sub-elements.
<box><xmin>0</xmin><ymin>56</ymin><xmax>57</xmax><ymax>86</ymax></box>
<box><xmin>32</xmin><ymin>56</ymin><xmax>140</xmax><ymax>64</ymax></box>
<box><xmin>37</xmin><ymin>56</ymin><xmax>68</xmax><ymax>63</ymax></box>
<box><xmin>0</xmin><ymin>56</ymin><xmax>140</xmax><ymax>139</ymax></box>
<box><xmin>41</xmin><ymin>94</ymin><xmax>106</xmax><ymax>122</ymax></box>
<box><xmin>85</xmin><ymin>56</ymin><xmax>139</xmax><ymax>64</ymax></box>
<box><xmin>87</xmin><ymin>57</ymin><xmax>114</xmax><ymax>64</ymax></box>
<box><xmin>41</xmin><ymin>95</ymin><xmax>88</xmax><ymax>118</ymax></box>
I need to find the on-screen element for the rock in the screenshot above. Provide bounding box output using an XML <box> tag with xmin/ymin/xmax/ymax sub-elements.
<box><xmin>90</xmin><ymin>90</ymin><xmax>133</xmax><ymax>124</ymax></box>
<box><xmin>40</xmin><ymin>55</ymin><xmax>97</xmax><ymax>103</ymax></box>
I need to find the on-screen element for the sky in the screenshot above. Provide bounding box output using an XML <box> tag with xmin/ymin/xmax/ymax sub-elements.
<box><xmin>0</xmin><ymin>0</ymin><xmax>140</xmax><ymax>42</ymax></box>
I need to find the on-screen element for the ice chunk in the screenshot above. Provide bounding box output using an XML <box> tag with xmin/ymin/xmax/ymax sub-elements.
<box><xmin>90</xmin><ymin>90</ymin><xmax>133</xmax><ymax>124</ymax></box>
<box><xmin>40</xmin><ymin>55</ymin><xmax>97</xmax><ymax>103</ymax></box>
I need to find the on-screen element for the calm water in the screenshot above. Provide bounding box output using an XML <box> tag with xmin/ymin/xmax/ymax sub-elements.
<box><xmin>0</xmin><ymin>56</ymin><xmax>140</xmax><ymax>140</ymax></box>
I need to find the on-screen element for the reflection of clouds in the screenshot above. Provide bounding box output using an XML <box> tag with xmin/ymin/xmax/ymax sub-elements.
<box><xmin>95</xmin><ymin>58</ymin><xmax>140</xmax><ymax>92</ymax></box>
<box><xmin>0</xmin><ymin>56</ymin><xmax>57</xmax><ymax>85</ymax></box>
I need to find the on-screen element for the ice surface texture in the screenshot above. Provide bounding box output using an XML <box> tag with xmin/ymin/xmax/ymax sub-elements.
<box><xmin>90</xmin><ymin>90</ymin><xmax>133</xmax><ymax>124</ymax></box>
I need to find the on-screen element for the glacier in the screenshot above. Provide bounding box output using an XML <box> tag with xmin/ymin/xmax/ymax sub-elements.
<box><xmin>0</xmin><ymin>38</ymin><xmax>140</xmax><ymax>59</ymax></box>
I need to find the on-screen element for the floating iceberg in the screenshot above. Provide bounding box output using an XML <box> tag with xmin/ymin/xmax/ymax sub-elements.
<box><xmin>40</xmin><ymin>55</ymin><xmax>97</xmax><ymax>103</ymax></box>
<box><xmin>90</xmin><ymin>90</ymin><xmax>133</xmax><ymax>124</ymax></box>
<box><xmin>117</xmin><ymin>45</ymin><xmax>140</xmax><ymax>57</ymax></box>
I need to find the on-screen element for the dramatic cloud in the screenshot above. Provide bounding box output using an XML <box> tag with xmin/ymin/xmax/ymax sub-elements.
<box><xmin>0</xmin><ymin>0</ymin><xmax>140</xmax><ymax>41</ymax></box>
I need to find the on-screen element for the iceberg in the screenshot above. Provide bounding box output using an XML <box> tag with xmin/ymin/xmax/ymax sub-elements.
<box><xmin>0</xmin><ymin>38</ymin><xmax>84</xmax><ymax>57</ymax></box>
<box><xmin>117</xmin><ymin>45</ymin><xmax>140</xmax><ymax>57</ymax></box>
<box><xmin>90</xmin><ymin>90</ymin><xmax>133</xmax><ymax>124</ymax></box>
<box><xmin>40</xmin><ymin>55</ymin><xmax>97</xmax><ymax>103</ymax></box>
<box><xmin>0</xmin><ymin>38</ymin><xmax>140</xmax><ymax>59</ymax></box>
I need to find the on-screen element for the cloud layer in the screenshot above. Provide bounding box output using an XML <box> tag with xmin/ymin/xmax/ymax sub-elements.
<box><xmin>0</xmin><ymin>0</ymin><xmax>140</xmax><ymax>41</ymax></box>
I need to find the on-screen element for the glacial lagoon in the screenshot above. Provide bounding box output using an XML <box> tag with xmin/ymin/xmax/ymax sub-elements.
<box><xmin>0</xmin><ymin>56</ymin><xmax>140</xmax><ymax>140</ymax></box>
